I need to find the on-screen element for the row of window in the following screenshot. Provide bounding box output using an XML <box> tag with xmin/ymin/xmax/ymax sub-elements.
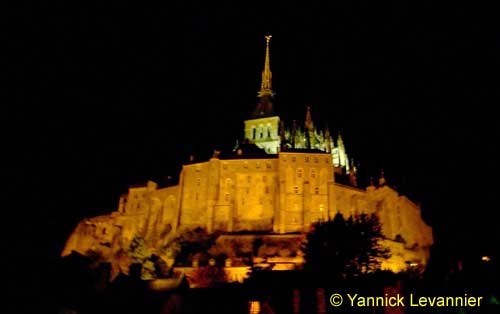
<box><xmin>296</xmin><ymin>168</ymin><xmax>318</xmax><ymax>179</ymax></box>
<box><xmin>251</xmin><ymin>126</ymin><xmax>274</xmax><ymax>140</ymax></box>
<box><xmin>292</xmin><ymin>186</ymin><xmax>322</xmax><ymax>194</ymax></box>
<box><xmin>283</xmin><ymin>155</ymin><xmax>330</xmax><ymax>164</ymax></box>
<box><xmin>242</xmin><ymin>161</ymin><xmax>273</xmax><ymax>170</ymax></box>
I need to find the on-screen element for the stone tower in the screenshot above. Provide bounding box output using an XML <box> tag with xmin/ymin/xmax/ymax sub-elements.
<box><xmin>244</xmin><ymin>35</ymin><xmax>280</xmax><ymax>154</ymax></box>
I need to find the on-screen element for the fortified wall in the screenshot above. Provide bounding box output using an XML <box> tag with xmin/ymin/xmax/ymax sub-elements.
<box><xmin>62</xmin><ymin>151</ymin><xmax>433</xmax><ymax>273</ymax></box>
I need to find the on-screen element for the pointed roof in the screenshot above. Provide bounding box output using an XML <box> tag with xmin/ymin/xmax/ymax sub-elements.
<box><xmin>304</xmin><ymin>106</ymin><xmax>314</xmax><ymax>130</ymax></box>
<box><xmin>258</xmin><ymin>35</ymin><xmax>274</xmax><ymax>98</ymax></box>
<box><xmin>250</xmin><ymin>35</ymin><xmax>276</xmax><ymax>119</ymax></box>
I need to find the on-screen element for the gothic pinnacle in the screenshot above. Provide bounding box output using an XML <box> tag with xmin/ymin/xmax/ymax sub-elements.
<box><xmin>305</xmin><ymin>106</ymin><xmax>314</xmax><ymax>130</ymax></box>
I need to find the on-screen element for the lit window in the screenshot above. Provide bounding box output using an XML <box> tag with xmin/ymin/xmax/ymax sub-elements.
<box><xmin>296</xmin><ymin>168</ymin><xmax>303</xmax><ymax>178</ymax></box>
<box><xmin>249</xmin><ymin>301</ymin><xmax>260</xmax><ymax>314</ymax></box>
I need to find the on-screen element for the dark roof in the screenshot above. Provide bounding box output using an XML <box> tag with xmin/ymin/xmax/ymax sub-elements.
<box><xmin>282</xmin><ymin>148</ymin><xmax>329</xmax><ymax>154</ymax></box>
<box><xmin>220</xmin><ymin>141</ymin><xmax>277</xmax><ymax>160</ymax></box>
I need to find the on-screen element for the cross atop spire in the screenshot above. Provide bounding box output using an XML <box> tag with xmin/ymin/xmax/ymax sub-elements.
<box><xmin>251</xmin><ymin>35</ymin><xmax>275</xmax><ymax>118</ymax></box>
<box><xmin>258</xmin><ymin>35</ymin><xmax>274</xmax><ymax>98</ymax></box>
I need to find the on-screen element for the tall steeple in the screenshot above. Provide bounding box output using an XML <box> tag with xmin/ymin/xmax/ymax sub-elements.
<box><xmin>243</xmin><ymin>35</ymin><xmax>280</xmax><ymax>154</ymax></box>
<box><xmin>258</xmin><ymin>35</ymin><xmax>274</xmax><ymax>98</ymax></box>
<box><xmin>251</xmin><ymin>35</ymin><xmax>275</xmax><ymax>118</ymax></box>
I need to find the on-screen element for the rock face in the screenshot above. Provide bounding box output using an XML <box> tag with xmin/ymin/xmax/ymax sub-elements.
<box><xmin>62</xmin><ymin>152</ymin><xmax>433</xmax><ymax>274</ymax></box>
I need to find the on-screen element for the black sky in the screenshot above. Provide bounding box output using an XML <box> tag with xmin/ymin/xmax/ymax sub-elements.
<box><xmin>4</xmin><ymin>0</ymin><xmax>499</xmax><ymax>282</ymax></box>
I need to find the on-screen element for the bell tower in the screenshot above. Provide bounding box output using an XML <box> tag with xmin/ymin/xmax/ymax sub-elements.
<box><xmin>244</xmin><ymin>35</ymin><xmax>280</xmax><ymax>154</ymax></box>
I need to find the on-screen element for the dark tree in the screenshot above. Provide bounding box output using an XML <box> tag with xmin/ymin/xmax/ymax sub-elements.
<box><xmin>304</xmin><ymin>213</ymin><xmax>390</xmax><ymax>280</ymax></box>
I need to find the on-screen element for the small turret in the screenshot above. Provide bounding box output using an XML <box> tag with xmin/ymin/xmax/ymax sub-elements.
<box><xmin>379</xmin><ymin>169</ymin><xmax>386</xmax><ymax>186</ymax></box>
<box><xmin>349</xmin><ymin>159</ymin><xmax>358</xmax><ymax>187</ymax></box>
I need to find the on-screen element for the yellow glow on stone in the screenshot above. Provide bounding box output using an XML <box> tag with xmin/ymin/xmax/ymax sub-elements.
<box><xmin>249</xmin><ymin>301</ymin><xmax>261</xmax><ymax>314</ymax></box>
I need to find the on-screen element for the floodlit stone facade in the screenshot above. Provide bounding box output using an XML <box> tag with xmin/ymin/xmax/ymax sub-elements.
<box><xmin>62</xmin><ymin>36</ymin><xmax>433</xmax><ymax>274</ymax></box>
<box><xmin>62</xmin><ymin>155</ymin><xmax>432</xmax><ymax>272</ymax></box>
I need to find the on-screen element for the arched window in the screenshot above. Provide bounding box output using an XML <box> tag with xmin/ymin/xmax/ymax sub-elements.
<box><xmin>252</xmin><ymin>127</ymin><xmax>256</xmax><ymax>140</ymax></box>
<box><xmin>267</xmin><ymin>126</ymin><xmax>271</xmax><ymax>138</ymax></box>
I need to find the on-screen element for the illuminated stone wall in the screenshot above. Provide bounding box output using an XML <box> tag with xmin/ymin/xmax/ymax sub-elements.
<box><xmin>62</xmin><ymin>152</ymin><xmax>433</xmax><ymax>272</ymax></box>
<box><xmin>244</xmin><ymin>116</ymin><xmax>281</xmax><ymax>154</ymax></box>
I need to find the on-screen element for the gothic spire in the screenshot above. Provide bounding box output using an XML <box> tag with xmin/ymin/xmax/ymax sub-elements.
<box><xmin>258</xmin><ymin>35</ymin><xmax>274</xmax><ymax>98</ymax></box>
<box><xmin>304</xmin><ymin>106</ymin><xmax>314</xmax><ymax>130</ymax></box>
<box><xmin>252</xmin><ymin>35</ymin><xmax>275</xmax><ymax>118</ymax></box>
<box><xmin>324</xmin><ymin>125</ymin><xmax>332</xmax><ymax>153</ymax></box>
<box><xmin>337</xmin><ymin>131</ymin><xmax>344</xmax><ymax>148</ymax></box>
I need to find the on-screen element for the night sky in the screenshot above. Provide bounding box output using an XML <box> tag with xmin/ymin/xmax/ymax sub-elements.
<box><xmin>5</xmin><ymin>0</ymin><xmax>499</xmax><ymax>291</ymax></box>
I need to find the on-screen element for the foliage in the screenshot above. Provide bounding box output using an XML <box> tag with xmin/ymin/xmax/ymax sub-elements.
<box><xmin>126</xmin><ymin>234</ymin><xmax>158</xmax><ymax>280</ymax></box>
<box><xmin>190</xmin><ymin>265</ymin><xmax>227</xmax><ymax>287</ymax></box>
<box><xmin>127</xmin><ymin>235</ymin><xmax>152</xmax><ymax>263</ymax></box>
<box><xmin>141</xmin><ymin>260</ymin><xmax>156</xmax><ymax>280</ymax></box>
<box><xmin>304</xmin><ymin>213</ymin><xmax>390</xmax><ymax>279</ymax></box>
<box><xmin>160</xmin><ymin>227</ymin><xmax>218</xmax><ymax>266</ymax></box>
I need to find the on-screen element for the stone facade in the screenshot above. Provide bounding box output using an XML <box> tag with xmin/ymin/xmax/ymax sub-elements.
<box><xmin>62</xmin><ymin>36</ymin><xmax>433</xmax><ymax>274</ymax></box>
<box><xmin>62</xmin><ymin>150</ymin><xmax>433</xmax><ymax>272</ymax></box>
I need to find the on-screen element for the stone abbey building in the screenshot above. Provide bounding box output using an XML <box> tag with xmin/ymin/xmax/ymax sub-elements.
<box><xmin>62</xmin><ymin>36</ymin><xmax>433</xmax><ymax>276</ymax></box>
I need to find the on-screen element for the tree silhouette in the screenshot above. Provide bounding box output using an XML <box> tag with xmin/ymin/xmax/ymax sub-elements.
<box><xmin>304</xmin><ymin>212</ymin><xmax>390</xmax><ymax>280</ymax></box>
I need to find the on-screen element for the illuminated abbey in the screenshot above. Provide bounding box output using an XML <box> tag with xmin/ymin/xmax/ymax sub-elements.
<box><xmin>62</xmin><ymin>36</ymin><xmax>433</xmax><ymax>277</ymax></box>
